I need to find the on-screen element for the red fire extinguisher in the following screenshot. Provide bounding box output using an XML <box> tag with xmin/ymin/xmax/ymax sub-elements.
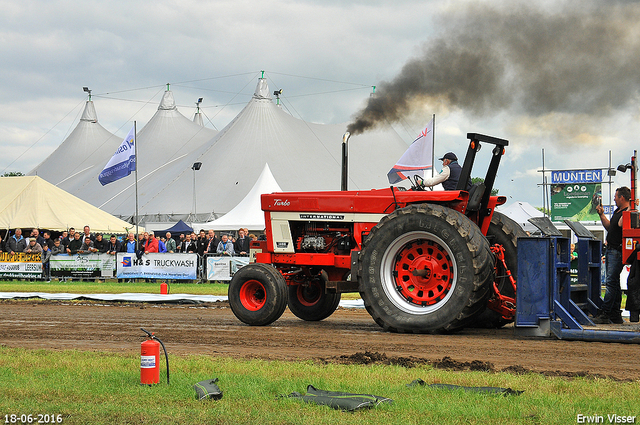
<box><xmin>140</xmin><ymin>328</ymin><xmax>169</xmax><ymax>385</ymax></box>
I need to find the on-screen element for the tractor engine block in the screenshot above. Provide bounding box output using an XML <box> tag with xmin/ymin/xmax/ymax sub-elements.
<box><xmin>293</xmin><ymin>222</ymin><xmax>353</xmax><ymax>254</ymax></box>
<box><xmin>300</xmin><ymin>235</ymin><xmax>326</xmax><ymax>251</ymax></box>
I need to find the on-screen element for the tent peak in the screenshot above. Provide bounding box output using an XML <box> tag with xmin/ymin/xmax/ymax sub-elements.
<box><xmin>195</xmin><ymin>161</ymin><xmax>282</xmax><ymax>231</ymax></box>
<box><xmin>159</xmin><ymin>90</ymin><xmax>177</xmax><ymax>111</ymax></box>
<box><xmin>193</xmin><ymin>97</ymin><xmax>204</xmax><ymax>126</ymax></box>
<box><xmin>253</xmin><ymin>78</ymin><xmax>271</xmax><ymax>100</ymax></box>
<box><xmin>80</xmin><ymin>101</ymin><xmax>98</xmax><ymax>123</ymax></box>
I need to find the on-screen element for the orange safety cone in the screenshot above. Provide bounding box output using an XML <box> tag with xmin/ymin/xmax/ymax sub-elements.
<box><xmin>160</xmin><ymin>282</ymin><xmax>169</xmax><ymax>294</ymax></box>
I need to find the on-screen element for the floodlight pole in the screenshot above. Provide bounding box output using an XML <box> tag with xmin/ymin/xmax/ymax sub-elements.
<box><xmin>191</xmin><ymin>162</ymin><xmax>202</xmax><ymax>222</ymax></box>
<box><xmin>192</xmin><ymin>168</ymin><xmax>197</xmax><ymax>219</ymax></box>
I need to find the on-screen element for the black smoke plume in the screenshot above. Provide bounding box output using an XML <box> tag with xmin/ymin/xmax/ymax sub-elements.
<box><xmin>347</xmin><ymin>1</ymin><xmax>640</xmax><ymax>135</ymax></box>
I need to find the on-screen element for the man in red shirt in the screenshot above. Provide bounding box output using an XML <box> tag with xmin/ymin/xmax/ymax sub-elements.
<box><xmin>143</xmin><ymin>232</ymin><xmax>159</xmax><ymax>254</ymax></box>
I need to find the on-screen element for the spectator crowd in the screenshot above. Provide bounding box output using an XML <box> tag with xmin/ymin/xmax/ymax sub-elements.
<box><xmin>0</xmin><ymin>226</ymin><xmax>261</xmax><ymax>280</ymax></box>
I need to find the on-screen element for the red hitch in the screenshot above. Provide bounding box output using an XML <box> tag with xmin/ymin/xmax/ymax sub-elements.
<box><xmin>487</xmin><ymin>244</ymin><xmax>517</xmax><ymax>321</ymax></box>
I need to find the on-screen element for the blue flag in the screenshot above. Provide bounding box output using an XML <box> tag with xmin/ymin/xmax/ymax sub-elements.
<box><xmin>98</xmin><ymin>126</ymin><xmax>136</xmax><ymax>186</ymax></box>
<box><xmin>387</xmin><ymin>118</ymin><xmax>434</xmax><ymax>184</ymax></box>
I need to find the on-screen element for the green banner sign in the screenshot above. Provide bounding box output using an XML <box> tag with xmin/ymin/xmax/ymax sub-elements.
<box><xmin>551</xmin><ymin>183</ymin><xmax>602</xmax><ymax>221</ymax></box>
<box><xmin>50</xmin><ymin>253</ymin><xmax>115</xmax><ymax>278</ymax></box>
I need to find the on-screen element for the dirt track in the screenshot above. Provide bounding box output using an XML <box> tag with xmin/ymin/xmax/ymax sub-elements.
<box><xmin>1</xmin><ymin>299</ymin><xmax>639</xmax><ymax>380</ymax></box>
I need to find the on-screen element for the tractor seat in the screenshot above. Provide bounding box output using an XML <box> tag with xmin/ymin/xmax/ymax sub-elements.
<box><xmin>466</xmin><ymin>182</ymin><xmax>485</xmax><ymax>212</ymax></box>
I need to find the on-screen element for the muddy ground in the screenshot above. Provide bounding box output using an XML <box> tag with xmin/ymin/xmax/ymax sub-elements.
<box><xmin>1</xmin><ymin>299</ymin><xmax>639</xmax><ymax>381</ymax></box>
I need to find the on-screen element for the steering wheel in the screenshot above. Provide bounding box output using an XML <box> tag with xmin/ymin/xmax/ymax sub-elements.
<box><xmin>411</xmin><ymin>174</ymin><xmax>426</xmax><ymax>191</ymax></box>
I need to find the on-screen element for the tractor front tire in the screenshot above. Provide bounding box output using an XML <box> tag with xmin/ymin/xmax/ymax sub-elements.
<box><xmin>287</xmin><ymin>277</ymin><xmax>341</xmax><ymax>321</ymax></box>
<box><xmin>228</xmin><ymin>263</ymin><xmax>288</xmax><ymax>326</ymax></box>
<box><xmin>358</xmin><ymin>204</ymin><xmax>494</xmax><ymax>333</ymax></box>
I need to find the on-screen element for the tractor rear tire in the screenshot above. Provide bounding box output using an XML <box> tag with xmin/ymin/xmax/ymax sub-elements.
<box><xmin>287</xmin><ymin>277</ymin><xmax>341</xmax><ymax>321</ymax></box>
<box><xmin>229</xmin><ymin>263</ymin><xmax>288</xmax><ymax>326</ymax></box>
<box><xmin>470</xmin><ymin>211</ymin><xmax>526</xmax><ymax>328</ymax></box>
<box><xmin>358</xmin><ymin>204</ymin><xmax>494</xmax><ymax>333</ymax></box>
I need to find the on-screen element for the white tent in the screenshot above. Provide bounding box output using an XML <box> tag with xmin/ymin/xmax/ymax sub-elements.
<box><xmin>33</xmin><ymin>89</ymin><xmax>218</xmax><ymax>223</ymax></box>
<box><xmin>28</xmin><ymin>100</ymin><xmax>122</xmax><ymax>187</ymax></box>
<box><xmin>196</xmin><ymin>163</ymin><xmax>282</xmax><ymax>231</ymax></box>
<box><xmin>0</xmin><ymin>176</ymin><xmax>138</xmax><ymax>233</ymax></box>
<box><xmin>498</xmin><ymin>201</ymin><xmax>544</xmax><ymax>233</ymax></box>
<box><xmin>113</xmin><ymin>78</ymin><xmax>411</xmax><ymax>224</ymax></box>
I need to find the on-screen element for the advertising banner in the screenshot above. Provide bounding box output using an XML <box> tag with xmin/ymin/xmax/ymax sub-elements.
<box><xmin>50</xmin><ymin>253</ymin><xmax>116</xmax><ymax>278</ymax></box>
<box><xmin>551</xmin><ymin>182</ymin><xmax>602</xmax><ymax>222</ymax></box>
<box><xmin>116</xmin><ymin>253</ymin><xmax>198</xmax><ymax>279</ymax></box>
<box><xmin>0</xmin><ymin>252</ymin><xmax>42</xmax><ymax>278</ymax></box>
<box><xmin>206</xmin><ymin>256</ymin><xmax>250</xmax><ymax>281</ymax></box>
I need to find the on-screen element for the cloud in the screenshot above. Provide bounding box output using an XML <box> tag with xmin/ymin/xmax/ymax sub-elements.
<box><xmin>347</xmin><ymin>1</ymin><xmax>640</xmax><ymax>135</ymax></box>
<box><xmin>0</xmin><ymin>0</ymin><xmax>441</xmax><ymax>172</ymax></box>
<box><xmin>2</xmin><ymin>0</ymin><xmax>639</xmax><ymax>210</ymax></box>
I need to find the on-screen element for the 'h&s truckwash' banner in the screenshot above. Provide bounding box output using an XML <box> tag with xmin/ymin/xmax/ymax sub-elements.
<box><xmin>116</xmin><ymin>253</ymin><xmax>198</xmax><ymax>279</ymax></box>
<box><xmin>0</xmin><ymin>252</ymin><xmax>42</xmax><ymax>278</ymax></box>
<box><xmin>50</xmin><ymin>253</ymin><xmax>115</xmax><ymax>278</ymax></box>
<box><xmin>550</xmin><ymin>169</ymin><xmax>602</xmax><ymax>221</ymax></box>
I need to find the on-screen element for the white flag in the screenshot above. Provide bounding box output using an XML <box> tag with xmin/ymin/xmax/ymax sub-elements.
<box><xmin>387</xmin><ymin>118</ymin><xmax>434</xmax><ymax>184</ymax></box>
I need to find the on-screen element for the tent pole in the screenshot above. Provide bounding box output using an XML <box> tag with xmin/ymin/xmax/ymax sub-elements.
<box><xmin>134</xmin><ymin>121</ymin><xmax>139</xmax><ymax>238</ymax></box>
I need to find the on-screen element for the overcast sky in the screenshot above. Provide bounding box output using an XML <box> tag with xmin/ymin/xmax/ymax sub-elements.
<box><xmin>2</xmin><ymin>0</ymin><xmax>639</xmax><ymax>210</ymax></box>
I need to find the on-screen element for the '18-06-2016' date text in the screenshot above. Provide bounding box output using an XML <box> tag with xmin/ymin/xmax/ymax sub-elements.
<box><xmin>4</xmin><ymin>414</ymin><xmax>64</xmax><ymax>424</ymax></box>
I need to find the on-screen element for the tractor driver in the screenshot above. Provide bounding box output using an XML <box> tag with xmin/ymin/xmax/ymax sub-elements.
<box><xmin>417</xmin><ymin>152</ymin><xmax>471</xmax><ymax>190</ymax></box>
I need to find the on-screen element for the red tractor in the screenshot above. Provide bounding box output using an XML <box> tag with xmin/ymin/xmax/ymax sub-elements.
<box><xmin>229</xmin><ymin>133</ymin><xmax>525</xmax><ymax>332</ymax></box>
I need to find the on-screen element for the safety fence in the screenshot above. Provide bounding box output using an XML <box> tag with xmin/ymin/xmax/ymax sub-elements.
<box><xmin>0</xmin><ymin>252</ymin><xmax>250</xmax><ymax>281</ymax></box>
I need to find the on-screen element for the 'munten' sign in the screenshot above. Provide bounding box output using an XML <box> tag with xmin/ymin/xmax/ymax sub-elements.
<box><xmin>551</xmin><ymin>169</ymin><xmax>603</xmax><ymax>184</ymax></box>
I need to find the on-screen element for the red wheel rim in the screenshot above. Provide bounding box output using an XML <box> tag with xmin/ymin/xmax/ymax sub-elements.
<box><xmin>239</xmin><ymin>279</ymin><xmax>266</xmax><ymax>311</ymax></box>
<box><xmin>393</xmin><ymin>239</ymin><xmax>454</xmax><ymax>306</ymax></box>
<box><xmin>295</xmin><ymin>281</ymin><xmax>322</xmax><ymax>307</ymax></box>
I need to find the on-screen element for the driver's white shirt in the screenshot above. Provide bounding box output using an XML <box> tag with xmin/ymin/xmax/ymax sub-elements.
<box><xmin>421</xmin><ymin>165</ymin><xmax>450</xmax><ymax>187</ymax></box>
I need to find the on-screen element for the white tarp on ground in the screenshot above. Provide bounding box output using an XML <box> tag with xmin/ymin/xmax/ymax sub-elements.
<box><xmin>196</xmin><ymin>163</ymin><xmax>282</xmax><ymax>231</ymax></box>
<box><xmin>0</xmin><ymin>292</ymin><xmax>365</xmax><ymax>308</ymax></box>
<box><xmin>0</xmin><ymin>292</ymin><xmax>226</xmax><ymax>303</ymax></box>
<box><xmin>0</xmin><ymin>176</ymin><xmax>138</xmax><ymax>233</ymax></box>
<box><xmin>498</xmin><ymin>201</ymin><xmax>545</xmax><ymax>233</ymax></box>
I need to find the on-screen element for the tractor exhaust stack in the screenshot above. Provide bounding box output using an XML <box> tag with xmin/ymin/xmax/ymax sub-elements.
<box><xmin>341</xmin><ymin>132</ymin><xmax>350</xmax><ymax>191</ymax></box>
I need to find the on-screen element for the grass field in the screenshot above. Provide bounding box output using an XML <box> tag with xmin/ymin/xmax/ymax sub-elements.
<box><xmin>0</xmin><ymin>279</ymin><xmax>230</xmax><ymax>296</ymax></box>
<box><xmin>1</xmin><ymin>280</ymin><xmax>636</xmax><ymax>423</ymax></box>
<box><xmin>1</xmin><ymin>346</ymin><xmax>638</xmax><ymax>425</ymax></box>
